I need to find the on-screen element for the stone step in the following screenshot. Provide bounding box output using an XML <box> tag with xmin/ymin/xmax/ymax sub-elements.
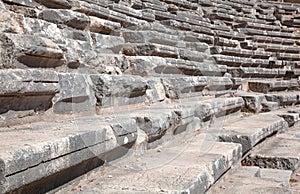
<box><xmin>125</xmin><ymin>56</ymin><xmax>226</xmax><ymax>77</ymax></box>
<box><xmin>53</xmin><ymin>138</ymin><xmax>242</xmax><ymax>194</ymax></box>
<box><xmin>0</xmin><ymin>69</ymin><xmax>59</xmax><ymax>120</ymax></box>
<box><xmin>0</xmin><ymin>33</ymin><xmax>66</xmax><ymax>68</ymax></box>
<box><xmin>213</xmin><ymin>55</ymin><xmax>282</xmax><ymax>68</ymax></box>
<box><xmin>160</xmin><ymin>19</ymin><xmax>215</xmax><ymax>36</ymax></box>
<box><xmin>161</xmin><ymin>76</ymin><xmax>239</xmax><ymax>99</ymax></box>
<box><xmin>211</xmin><ymin>113</ymin><xmax>288</xmax><ymax>154</ymax></box>
<box><xmin>207</xmin><ymin>12</ymin><xmax>268</xmax><ymax>24</ymax></box>
<box><xmin>161</xmin><ymin>0</ymin><xmax>199</xmax><ymax>10</ymax></box>
<box><xmin>228</xmin><ymin>66</ymin><xmax>288</xmax><ymax>78</ymax></box>
<box><xmin>108</xmin><ymin>3</ymin><xmax>155</xmax><ymax>22</ymax></box>
<box><xmin>74</xmin><ymin>1</ymin><xmax>149</xmax><ymax>27</ymax></box>
<box><xmin>122</xmin><ymin>30</ymin><xmax>209</xmax><ymax>52</ymax></box>
<box><xmin>242</xmin><ymin>41</ymin><xmax>300</xmax><ymax>54</ymax></box>
<box><xmin>234</xmin><ymin>21</ymin><xmax>284</xmax><ymax>31</ymax></box>
<box><xmin>215</xmin><ymin>37</ymin><xmax>239</xmax><ymax>47</ymax></box>
<box><xmin>242</xmin><ymin>125</ymin><xmax>300</xmax><ymax>171</ymax></box>
<box><xmin>239</xmin><ymin>28</ymin><xmax>300</xmax><ymax>39</ymax></box>
<box><xmin>121</xmin><ymin>43</ymin><xmax>210</xmax><ymax>63</ymax></box>
<box><xmin>207</xmin><ymin>166</ymin><xmax>293</xmax><ymax>193</ymax></box>
<box><xmin>247</xmin><ymin>79</ymin><xmax>299</xmax><ymax>93</ymax></box>
<box><xmin>211</xmin><ymin>46</ymin><xmax>272</xmax><ymax>59</ymax></box>
<box><xmin>0</xmin><ymin>96</ymin><xmax>244</xmax><ymax>193</ymax></box>
<box><xmin>237</xmin><ymin>91</ymin><xmax>278</xmax><ymax>113</ymax></box>
<box><xmin>265</xmin><ymin>92</ymin><xmax>300</xmax><ymax>106</ymax></box>
<box><xmin>0</xmin><ymin>116</ymin><xmax>138</xmax><ymax>194</ymax></box>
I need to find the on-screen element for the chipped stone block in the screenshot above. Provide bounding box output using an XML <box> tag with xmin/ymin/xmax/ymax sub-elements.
<box><xmin>89</xmin><ymin>16</ymin><xmax>121</xmax><ymax>34</ymax></box>
<box><xmin>90</xmin><ymin>74</ymin><xmax>151</xmax><ymax>107</ymax></box>
<box><xmin>39</xmin><ymin>9</ymin><xmax>90</xmax><ymax>30</ymax></box>
<box><xmin>52</xmin><ymin>73</ymin><xmax>96</xmax><ymax>114</ymax></box>
<box><xmin>0</xmin><ymin>33</ymin><xmax>65</xmax><ymax>68</ymax></box>
<box><xmin>0</xmin><ymin>69</ymin><xmax>59</xmax><ymax>115</ymax></box>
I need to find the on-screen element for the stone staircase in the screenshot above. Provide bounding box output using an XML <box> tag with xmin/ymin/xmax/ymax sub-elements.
<box><xmin>0</xmin><ymin>0</ymin><xmax>300</xmax><ymax>193</ymax></box>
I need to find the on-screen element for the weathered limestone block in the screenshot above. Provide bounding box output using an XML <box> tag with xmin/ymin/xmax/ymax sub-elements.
<box><xmin>208</xmin><ymin>166</ymin><xmax>292</xmax><ymax>194</ymax></box>
<box><xmin>52</xmin><ymin>73</ymin><xmax>96</xmax><ymax>114</ymax></box>
<box><xmin>122</xmin><ymin>30</ymin><xmax>179</xmax><ymax>46</ymax></box>
<box><xmin>213</xmin><ymin>55</ymin><xmax>279</xmax><ymax>68</ymax></box>
<box><xmin>75</xmin><ymin>1</ymin><xmax>147</xmax><ymax>27</ymax></box>
<box><xmin>142</xmin><ymin>2</ymin><xmax>167</xmax><ymax>12</ymax></box>
<box><xmin>0</xmin><ymin>69</ymin><xmax>59</xmax><ymax>114</ymax></box>
<box><xmin>89</xmin><ymin>16</ymin><xmax>121</xmax><ymax>34</ymax></box>
<box><xmin>239</xmin><ymin>93</ymin><xmax>267</xmax><ymax>113</ymax></box>
<box><xmin>179</xmin><ymin>49</ymin><xmax>206</xmax><ymax>62</ymax></box>
<box><xmin>0</xmin><ymin>33</ymin><xmax>65</xmax><ymax>68</ymax></box>
<box><xmin>134</xmin><ymin>109</ymin><xmax>175</xmax><ymax>143</ymax></box>
<box><xmin>243</xmin><ymin>126</ymin><xmax>300</xmax><ymax>171</ymax></box>
<box><xmin>228</xmin><ymin>67</ymin><xmax>286</xmax><ymax>78</ymax></box>
<box><xmin>265</xmin><ymin>92</ymin><xmax>300</xmax><ymax>106</ymax></box>
<box><xmin>206</xmin><ymin>97</ymin><xmax>244</xmax><ymax>118</ymax></box>
<box><xmin>251</xmin><ymin>35</ymin><xmax>295</xmax><ymax>45</ymax></box>
<box><xmin>0</xmin><ymin>0</ymin><xmax>5</xmax><ymax>9</ymax></box>
<box><xmin>211</xmin><ymin>46</ymin><xmax>272</xmax><ymax>59</ymax></box>
<box><xmin>34</xmin><ymin>0</ymin><xmax>74</xmax><ymax>9</ymax></box>
<box><xmin>180</xmin><ymin>31</ymin><xmax>214</xmax><ymax>44</ymax></box>
<box><xmin>126</xmin><ymin>56</ymin><xmax>224</xmax><ymax>76</ymax></box>
<box><xmin>0</xmin><ymin>9</ymin><xmax>25</xmax><ymax>34</ymax></box>
<box><xmin>0</xmin><ymin>117</ymin><xmax>137</xmax><ymax>193</ymax></box>
<box><xmin>109</xmin><ymin>3</ymin><xmax>155</xmax><ymax>21</ymax></box>
<box><xmin>215</xmin><ymin>30</ymin><xmax>246</xmax><ymax>40</ymax></box>
<box><xmin>90</xmin><ymin>74</ymin><xmax>151</xmax><ymax>107</ymax></box>
<box><xmin>145</xmin><ymin>77</ymin><xmax>166</xmax><ymax>103</ymax></box>
<box><xmin>2</xmin><ymin>0</ymin><xmax>40</xmax><ymax>7</ymax></box>
<box><xmin>39</xmin><ymin>9</ymin><xmax>90</xmax><ymax>30</ymax></box>
<box><xmin>215</xmin><ymin>37</ymin><xmax>239</xmax><ymax>47</ymax></box>
<box><xmin>235</xmin><ymin>21</ymin><xmax>281</xmax><ymax>31</ymax></box>
<box><xmin>92</xmin><ymin>33</ymin><xmax>125</xmax><ymax>53</ymax></box>
<box><xmin>162</xmin><ymin>76</ymin><xmax>208</xmax><ymax>99</ymax></box>
<box><xmin>109</xmin><ymin>118</ymin><xmax>138</xmax><ymax>146</ymax></box>
<box><xmin>204</xmin><ymin>77</ymin><xmax>233</xmax><ymax>92</ymax></box>
<box><xmin>23</xmin><ymin>17</ymin><xmax>65</xmax><ymax>44</ymax></box>
<box><xmin>218</xmin><ymin>113</ymin><xmax>288</xmax><ymax>153</ymax></box>
<box><xmin>161</xmin><ymin>0</ymin><xmax>198</xmax><ymax>10</ymax></box>
<box><xmin>248</xmin><ymin>80</ymin><xmax>299</xmax><ymax>93</ymax></box>
<box><xmin>277</xmin><ymin>52</ymin><xmax>300</xmax><ymax>60</ymax></box>
<box><xmin>122</xmin><ymin>43</ymin><xmax>179</xmax><ymax>58</ymax></box>
<box><xmin>60</xmin><ymin>38</ymin><xmax>94</xmax><ymax>68</ymax></box>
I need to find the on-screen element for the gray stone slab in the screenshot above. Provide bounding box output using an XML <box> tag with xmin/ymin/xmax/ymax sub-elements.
<box><xmin>89</xmin><ymin>16</ymin><xmax>121</xmax><ymax>34</ymax></box>
<box><xmin>52</xmin><ymin>73</ymin><xmax>96</xmax><ymax>114</ymax></box>
<box><xmin>0</xmin><ymin>69</ymin><xmax>59</xmax><ymax>95</ymax></box>
<box><xmin>208</xmin><ymin>166</ymin><xmax>292</xmax><ymax>194</ymax></box>
<box><xmin>217</xmin><ymin>113</ymin><xmax>288</xmax><ymax>153</ymax></box>
<box><xmin>125</xmin><ymin>56</ymin><xmax>224</xmax><ymax>76</ymax></box>
<box><xmin>54</xmin><ymin>139</ymin><xmax>242</xmax><ymax>194</ymax></box>
<box><xmin>248</xmin><ymin>80</ymin><xmax>299</xmax><ymax>93</ymax></box>
<box><xmin>243</xmin><ymin>126</ymin><xmax>300</xmax><ymax>171</ymax></box>
<box><xmin>265</xmin><ymin>92</ymin><xmax>300</xmax><ymax>106</ymax></box>
<box><xmin>39</xmin><ymin>9</ymin><xmax>90</xmax><ymax>30</ymax></box>
<box><xmin>90</xmin><ymin>74</ymin><xmax>153</xmax><ymax>107</ymax></box>
<box><xmin>0</xmin><ymin>116</ymin><xmax>137</xmax><ymax>193</ymax></box>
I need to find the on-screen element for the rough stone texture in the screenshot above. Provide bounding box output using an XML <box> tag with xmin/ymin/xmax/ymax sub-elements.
<box><xmin>216</xmin><ymin>113</ymin><xmax>288</xmax><ymax>154</ymax></box>
<box><xmin>243</xmin><ymin>125</ymin><xmax>300</xmax><ymax>171</ymax></box>
<box><xmin>208</xmin><ymin>166</ymin><xmax>292</xmax><ymax>194</ymax></box>
<box><xmin>38</xmin><ymin>9</ymin><xmax>90</xmax><ymax>30</ymax></box>
<box><xmin>0</xmin><ymin>0</ymin><xmax>300</xmax><ymax>192</ymax></box>
<box><xmin>0</xmin><ymin>116</ymin><xmax>137</xmax><ymax>194</ymax></box>
<box><xmin>53</xmin><ymin>137</ymin><xmax>242</xmax><ymax>194</ymax></box>
<box><xmin>52</xmin><ymin>73</ymin><xmax>96</xmax><ymax>114</ymax></box>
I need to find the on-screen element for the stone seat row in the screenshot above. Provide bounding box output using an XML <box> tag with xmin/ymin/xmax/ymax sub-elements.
<box><xmin>0</xmin><ymin>95</ymin><xmax>245</xmax><ymax>193</ymax></box>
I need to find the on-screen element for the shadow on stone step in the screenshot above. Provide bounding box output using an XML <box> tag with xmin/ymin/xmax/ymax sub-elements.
<box><xmin>7</xmin><ymin>143</ymin><xmax>134</xmax><ymax>194</ymax></box>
